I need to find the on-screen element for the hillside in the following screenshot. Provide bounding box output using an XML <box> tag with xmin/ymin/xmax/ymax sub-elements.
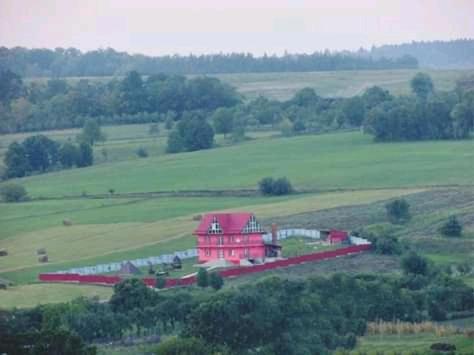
<box><xmin>8</xmin><ymin>131</ymin><xmax>474</xmax><ymax>199</ymax></box>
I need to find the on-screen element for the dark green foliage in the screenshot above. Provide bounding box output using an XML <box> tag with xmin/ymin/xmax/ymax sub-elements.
<box><xmin>439</xmin><ymin>216</ymin><xmax>463</xmax><ymax>237</ymax></box>
<box><xmin>411</xmin><ymin>72</ymin><xmax>434</xmax><ymax>99</ymax></box>
<box><xmin>197</xmin><ymin>268</ymin><xmax>209</xmax><ymax>288</ymax></box>
<box><xmin>167</xmin><ymin>113</ymin><xmax>214</xmax><ymax>153</ymax></box>
<box><xmin>4</xmin><ymin>142</ymin><xmax>29</xmax><ymax>178</ymax></box>
<box><xmin>77</xmin><ymin>120</ymin><xmax>105</xmax><ymax>146</ymax></box>
<box><xmin>362</xmin><ymin>86</ymin><xmax>393</xmax><ymax>110</ymax></box>
<box><xmin>0</xmin><ymin>183</ymin><xmax>27</xmax><ymax>202</ymax></box>
<box><xmin>154</xmin><ymin>337</ymin><xmax>211</xmax><ymax>355</ymax></box>
<box><xmin>212</xmin><ymin>107</ymin><xmax>234</xmax><ymax>137</ymax></box>
<box><xmin>0</xmin><ymin>69</ymin><xmax>24</xmax><ymax>103</ymax></box>
<box><xmin>22</xmin><ymin>135</ymin><xmax>59</xmax><ymax>172</ymax></box>
<box><xmin>110</xmin><ymin>279</ymin><xmax>155</xmax><ymax>313</ymax></box>
<box><xmin>401</xmin><ymin>252</ymin><xmax>429</xmax><ymax>276</ymax></box>
<box><xmin>385</xmin><ymin>198</ymin><xmax>411</xmax><ymax>224</ymax></box>
<box><xmin>136</xmin><ymin>147</ymin><xmax>149</xmax><ymax>158</ymax></box>
<box><xmin>209</xmin><ymin>272</ymin><xmax>224</xmax><ymax>290</ymax></box>
<box><xmin>77</xmin><ymin>143</ymin><xmax>93</xmax><ymax>167</ymax></box>
<box><xmin>342</xmin><ymin>96</ymin><xmax>365</xmax><ymax>126</ymax></box>
<box><xmin>156</xmin><ymin>276</ymin><xmax>166</xmax><ymax>289</ymax></box>
<box><xmin>59</xmin><ymin>142</ymin><xmax>80</xmax><ymax>168</ymax></box>
<box><xmin>258</xmin><ymin>176</ymin><xmax>293</xmax><ymax>196</ymax></box>
<box><xmin>258</xmin><ymin>177</ymin><xmax>275</xmax><ymax>195</ymax></box>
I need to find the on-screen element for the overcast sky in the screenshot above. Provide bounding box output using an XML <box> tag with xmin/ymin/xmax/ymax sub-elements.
<box><xmin>1</xmin><ymin>0</ymin><xmax>473</xmax><ymax>56</ymax></box>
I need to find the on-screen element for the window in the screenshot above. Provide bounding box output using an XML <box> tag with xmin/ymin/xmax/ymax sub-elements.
<box><xmin>205</xmin><ymin>248</ymin><xmax>210</xmax><ymax>256</ymax></box>
<box><xmin>205</xmin><ymin>236</ymin><xmax>210</xmax><ymax>245</ymax></box>
<box><xmin>218</xmin><ymin>236</ymin><xmax>224</xmax><ymax>245</ymax></box>
<box><xmin>218</xmin><ymin>249</ymin><xmax>224</xmax><ymax>259</ymax></box>
<box><xmin>244</xmin><ymin>248</ymin><xmax>249</xmax><ymax>257</ymax></box>
<box><xmin>242</xmin><ymin>215</ymin><xmax>264</xmax><ymax>233</ymax></box>
<box><xmin>208</xmin><ymin>216</ymin><xmax>223</xmax><ymax>234</ymax></box>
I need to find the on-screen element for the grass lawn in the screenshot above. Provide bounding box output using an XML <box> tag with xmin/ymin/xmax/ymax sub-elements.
<box><xmin>351</xmin><ymin>333</ymin><xmax>474</xmax><ymax>354</ymax></box>
<box><xmin>5</xmin><ymin>131</ymin><xmax>474</xmax><ymax>198</ymax></box>
<box><xmin>0</xmin><ymin>283</ymin><xmax>113</xmax><ymax>309</ymax></box>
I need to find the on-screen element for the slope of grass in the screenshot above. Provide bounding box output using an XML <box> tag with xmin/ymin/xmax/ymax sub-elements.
<box><xmin>214</xmin><ymin>69</ymin><xmax>474</xmax><ymax>100</ymax></box>
<box><xmin>0</xmin><ymin>283</ymin><xmax>112</xmax><ymax>309</ymax></box>
<box><xmin>6</xmin><ymin>131</ymin><xmax>474</xmax><ymax>198</ymax></box>
<box><xmin>0</xmin><ymin>189</ymin><xmax>416</xmax><ymax>276</ymax></box>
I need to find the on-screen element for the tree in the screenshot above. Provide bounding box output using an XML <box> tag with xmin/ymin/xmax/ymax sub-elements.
<box><xmin>156</xmin><ymin>276</ymin><xmax>166</xmax><ymax>289</ymax></box>
<box><xmin>439</xmin><ymin>216</ymin><xmax>463</xmax><ymax>237</ymax></box>
<box><xmin>209</xmin><ymin>272</ymin><xmax>224</xmax><ymax>290</ymax></box>
<box><xmin>166</xmin><ymin>129</ymin><xmax>185</xmax><ymax>153</ymax></box>
<box><xmin>0</xmin><ymin>70</ymin><xmax>24</xmax><ymax>104</ymax></box>
<box><xmin>451</xmin><ymin>93</ymin><xmax>474</xmax><ymax>139</ymax></box>
<box><xmin>0</xmin><ymin>183</ymin><xmax>27</xmax><ymax>202</ymax></box>
<box><xmin>110</xmin><ymin>279</ymin><xmax>153</xmax><ymax>313</ymax></box>
<box><xmin>411</xmin><ymin>73</ymin><xmax>434</xmax><ymax>99</ymax></box>
<box><xmin>258</xmin><ymin>177</ymin><xmax>275</xmax><ymax>195</ymax></box>
<box><xmin>279</xmin><ymin>118</ymin><xmax>294</xmax><ymax>137</ymax></box>
<box><xmin>196</xmin><ymin>268</ymin><xmax>209</xmax><ymax>288</ymax></box>
<box><xmin>401</xmin><ymin>252</ymin><xmax>429</xmax><ymax>275</ymax></box>
<box><xmin>77</xmin><ymin>120</ymin><xmax>105</xmax><ymax>146</ymax></box>
<box><xmin>271</xmin><ymin>177</ymin><xmax>293</xmax><ymax>195</ymax></box>
<box><xmin>59</xmin><ymin>142</ymin><xmax>79</xmax><ymax>168</ymax></box>
<box><xmin>167</xmin><ymin>114</ymin><xmax>214</xmax><ymax>153</ymax></box>
<box><xmin>136</xmin><ymin>147</ymin><xmax>148</xmax><ymax>158</ymax></box>
<box><xmin>117</xmin><ymin>71</ymin><xmax>148</xmax><ymax>114</ymax></box>
<box><xmin>385</xmin><ymin>199</ymin><xmax>411</xmax><ymax>224</ymax></box>
<box><xmin>212</xmin><ymin>107</ymin><xmax>234</xmax><ymax>138</ymax></box>
<box><xmin>342</xmin><ymin>96</ymin><xmax>365</xmax><ymax>126</ymax></box>
<box><xmin>77</xmin><ymin>143</ymin><xmax>93</xmax><ymax>167</ymax></box>
<box><xmin>4</xmin><ymin>142</ymin><xmax>30</xmax><ymax>178</ymax></box>
<box><xmin>362</xmin><ymin>86</ymin><xmax>392</xmax><ymax>111</ymax></box>
<box><xmin>22</xmin><ymin>135</ymin><xmax>59</xmax><ymax>172</ymax></box>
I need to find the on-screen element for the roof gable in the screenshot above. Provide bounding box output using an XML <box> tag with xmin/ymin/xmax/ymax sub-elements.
<box><xmin>194</xmin><ymin>213</ymin><xmax>264</xmax><ymax>235</ymax></box>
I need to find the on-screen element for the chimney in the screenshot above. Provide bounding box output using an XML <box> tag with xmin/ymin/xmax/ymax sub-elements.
<box><xmin>271</xmin><ymin>223</ymin><xmax>278</xmax><ymax>244</ymax></box>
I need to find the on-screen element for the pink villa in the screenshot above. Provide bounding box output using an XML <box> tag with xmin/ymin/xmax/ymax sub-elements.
<box><xmin>194</xmin><ymin>212</ymin><xmax>281</xmax><ymax>265</ymax></box>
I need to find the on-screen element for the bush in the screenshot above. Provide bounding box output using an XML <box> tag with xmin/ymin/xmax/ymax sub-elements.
<box><xmin>197</xmin><ymin>268</ymin><xmax>209</xmax><ymax>288</ymax></box>
<box><xmin>136</xmin><ymin>147</ymin><xmax>149</xmax><ymax>158</ymax></box>
<box><xmin>0</xmin><ymin>183</ymin><xmax>27</xmax><ymax>202</ymax></box>
<box><xmin>156</xmin><ymin>276</ymin><xmax>166</xmax><ymax>289</ymax></box>
<box><xmin>439</xmin><ymin>216</ymin><xmax>462</xmax><ymax>237</ymax></box>
<box><xmin>154</xmin><ymin>337</ymin><xmax>210</xmax><ymax>355</ymax></box>
<box><xmin>258</xmin><ymin>177</ymin><xmax>274</xmax><ymax>195</ymax></box>
<box><xmin>401</xmin><ymin>252</ymin><xmax>429</xmax><ymax>276</ymax></box>
<box><xmin>209</xmin><ymin>272</ymin><xmax>224</xmax><ymax>290</ymax></box>
<box><xmin>258</xmin><ymin>176</ymin><xmax>293</xmax><ymax>196</ymax></box>
<box><xmin>385</xmin><ymin>199</ymin><xmax>411</xmax><ymax>224</ymax></box>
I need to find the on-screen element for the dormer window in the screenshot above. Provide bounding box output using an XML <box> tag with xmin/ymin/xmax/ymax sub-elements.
<box><xmin>242</xmin><ymin>215</ymin><xmax>264</xmax><ymax>233</ymax></box>
<box><xmin>208</xmin><ymin>216</ymin><xmax>223</xmax><ymax>234</ymax></box>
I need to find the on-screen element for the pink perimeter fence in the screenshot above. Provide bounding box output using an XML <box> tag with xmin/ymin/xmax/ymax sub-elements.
<box><xmin>38</xmin><ymin>244</ymin><xmax>371</xmax><ymax>288</ymax></box>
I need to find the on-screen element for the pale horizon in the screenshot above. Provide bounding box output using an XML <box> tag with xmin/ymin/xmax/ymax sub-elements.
<box><xmin>1</xmin><ymin>0</ymin><xmax>474</xmax><ymax>56</ymax></box>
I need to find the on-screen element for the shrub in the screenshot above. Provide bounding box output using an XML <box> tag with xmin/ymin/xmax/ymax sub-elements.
<box><xmin>385</xmin><ymin>198</ymin><xmax>411</xmax><ymax>224</ymax></box>
<box><xmin>0</xmin><ymin>183</ymin><xmax>27</xmax><ymax>202</ymax></box>
<box><xmin>209</xmin><ymin>272</ymin><xmax>224</xmax><ymax>290</ymax></box>
<box><xmin>258</xmin><ymin>176</ymin><xmax>293</xmax><ymax>196</ymax></box>
<box><xmin>136</xmin><ymin>147</ymin><xmax>149</xmax><ymax>158</ymax></box>
<box><xmin>439</xmin><ymin>216</ymin><xmax>462</xmax><ymax>237</ymax></box>
<box><xmin>156</xmin><ymin>276</ymin><xmax>166</xmax><ymax>289</ymax></box>
<box><xmin>258</xmin><ymin>177</ymin><xmax>274</xmax><ymax>195</ymax></box>
<box><xmin>197</xmin><ymin>268</ymin><xmax>209</xmax><ymax>288</ymax></box>
<box><xmin>154</xmin><ymin>337</ymin><xmax>210</xmax><ymax>355</ymax></box>
<box><xmin>401</xmin><ymin>252</ymin><xmax>429</xmax><ymax>275</ymax></box>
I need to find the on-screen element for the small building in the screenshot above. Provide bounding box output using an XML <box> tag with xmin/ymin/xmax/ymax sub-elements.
<box><xmin>328</xmin><ymin>230</ymin><xmax>348</xmax><ymax>244</ymax></box>
<box><xmin>194</xmin><ymin>212</ymin><xmax>280</xmax><ymax>265</ymax></box>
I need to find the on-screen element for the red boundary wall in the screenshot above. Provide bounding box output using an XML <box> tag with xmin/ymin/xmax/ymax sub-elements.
<box><xmin>38</xmin><ymin>244</ymin><xmax>371</xmax><ymax>288</ymax></box>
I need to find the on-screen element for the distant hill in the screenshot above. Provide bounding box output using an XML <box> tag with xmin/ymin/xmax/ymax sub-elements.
<box><xmin>369</xmin><ymin>39</ymin><xmax>474</xmax><ymax>69</ymax></box>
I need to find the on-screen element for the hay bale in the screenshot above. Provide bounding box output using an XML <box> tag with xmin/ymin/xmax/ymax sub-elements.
<box><xmin>192</xmin><ymin>214</ymin><xmax>202</xmax><ymax>221</ymax></box>
<box><xmin>0</xmin><ymin>248</ymin><xmax>8</xmax><ymax>257</ymax></box>
<box><xmin>36</xmin><ymin>248</ymin><xmax>47</xmax><ymax>255</ymax></box>
<box><xmin>38</xmin><ymin>255</ymin><xmax>48</xmax><ymax>263</ymax></box>
<box><xmin>63</xmin><ymin>219</ymin><xmax>73</xmax><ymax>226</ymax></box>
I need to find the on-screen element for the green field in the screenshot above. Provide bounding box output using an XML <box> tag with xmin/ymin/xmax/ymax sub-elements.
<box><xmin>214</xmin><ymin>69</ymin><xmax>474</xmax><ymax>100</ymax></box>
<box><xmin>350</xmin><ymin>333</ymin><xmax>474</xmax><ymax>354</ymax></box>
<box><xmin>5</xmin><ymin>131</ymin><xmax>474</xmax><ymax>199</ymax></box>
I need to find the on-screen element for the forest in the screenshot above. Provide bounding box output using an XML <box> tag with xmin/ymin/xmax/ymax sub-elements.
<box><xmin>0</xmin><ymin>46</ymin><xmax>418</xmax><ymax>77</ymax></box>
<box><xmin>2</xmin><ymin>257</ymin><xmax>473</xmax><ymax>355</ymax></box>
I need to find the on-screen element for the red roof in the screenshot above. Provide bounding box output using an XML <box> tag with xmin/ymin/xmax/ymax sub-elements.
<box><xmin>194</xmin><ymin>212</ymin><xmax>258</xmax><ymax>235</ymax></box>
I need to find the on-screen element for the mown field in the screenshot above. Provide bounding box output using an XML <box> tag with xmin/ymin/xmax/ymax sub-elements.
<box><xmin>214</xmin><ymin>69</ymin><xmax>474</xmax><ymax>100</ymax></box>
<box><xmin>4</xmin><ymin>131</ymin><xmax>474</xmax><ymax>199</ymax></box>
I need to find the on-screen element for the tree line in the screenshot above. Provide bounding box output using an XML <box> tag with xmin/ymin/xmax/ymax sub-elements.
<box><xmin>1</xmin><ymin>263</ymin><xmax>472</xmax><ymax>355</ymax></box>
<box><xmin>0</xmin><ymin>70</ymin><xmax>240</xmax><ymax>133</ymax></box>
<box><xmin>0</xmin><ymin>46</ymin><xmax>418</xmax><ymax>78</ymax></box>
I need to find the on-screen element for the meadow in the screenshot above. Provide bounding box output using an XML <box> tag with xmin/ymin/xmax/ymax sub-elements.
<box><xmin>5</xmin><ymin>131</ymin><xmax>474</xmax><ymax>199</ymax></box>
<box><xmin>214</xmin><ymin>68</ymin><xmax>474</xmax><ymax>100</ymax></box>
